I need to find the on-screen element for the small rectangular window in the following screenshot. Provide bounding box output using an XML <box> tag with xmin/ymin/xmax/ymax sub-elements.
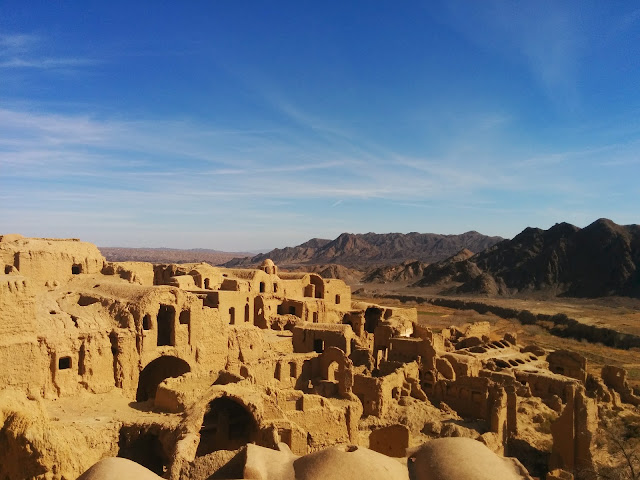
<box><xmin>335</xmin><ymin>294</ymin><xmax>341</xmax><ymax>304</ymax></box>
<box><xmin>143</xmin><ymin>314</ymin><xmax>151</xmax><ymax>330</ymax></box>
<box><xmin>58</xmin><ymin>356</ymin><xmax>72</xmax><ymax>370</ymax></box>
<box><xmin>314</xmin><ymin>339</ymin><xmax>324</xmax><ymax>353</ymax></box>
<box><xmin>273</xmin><ymin>283</ymin><xmax>278</xmax><ymax>293</ymax></box>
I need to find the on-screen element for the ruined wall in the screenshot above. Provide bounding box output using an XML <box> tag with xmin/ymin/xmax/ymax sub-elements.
<box><xmin>547</xmin><ymin>350</ymin><xmax>587</xmax><ymax>383</ymax></box>
<box><xmin>601</xmin><ymin>365</ymin><xmax>640</xmax><ymax>406</ymax></box>
<box><xmin>102</xmin><ymin>262</ymin><xmax>154</xmax><ymax>286</ymax></box>
<box><xmin>0</xmin><ymin>238</ymin><xmax>105</xmax><ymax>286</ymax></box>
<box><xmin>353</xmin><ymin>362</ymin><xmax>423</xmax><ymax>417</ymax></box>
<box><xmin>0</xmin><ymin>275</ymin><xmax>47</xmax><ymax>395</ymax></box>
<box><xmin>292</xmin><ymin>324</ymin><xmax>354</xmax><ymax>355</ymax></box>
<box><xmin>515</xmin><ymin>371</ymin><xmax>578</xmax><ymax>402</ymax></box>
<box><xmin>549</xmin><ymin>385</ymin><xmax>597</xmax><ymax>478</ymax></box>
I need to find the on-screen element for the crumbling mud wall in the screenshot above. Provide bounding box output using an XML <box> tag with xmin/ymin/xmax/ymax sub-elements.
<box><xmin>366</xmin><ymin>294</ymin><xmax>640</xmax><ymax>349</ymax></box>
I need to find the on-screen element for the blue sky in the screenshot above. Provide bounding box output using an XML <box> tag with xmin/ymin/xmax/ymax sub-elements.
<box><xmin>1</xmin><ymin>1</ymin><xmax>639</xmax><ymax>251</ymax></box>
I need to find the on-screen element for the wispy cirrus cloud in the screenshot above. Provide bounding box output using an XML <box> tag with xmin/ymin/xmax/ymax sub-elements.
<box><xmin>434</xmin><ymin>1</ymin><xmax>584</xmax><ymax>101</ymax></box>
<box><xmin>0</xmin><ymin>33</ymin><xmax>96</xmax><ymax>70</ymax></box>
<box><xmin>1</xmin><ymin>94</ymin><xmax>637</xmax><ymax>248</ymax></box>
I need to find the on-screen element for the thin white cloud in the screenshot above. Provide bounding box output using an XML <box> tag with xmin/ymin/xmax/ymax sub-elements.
<box><xmin>436</xmin><ymin>1</ymin><xmax>584</xmax><ymax>100</ymax></box>
<box><xmin>1</xmin><ymin>99</ymin><xmax>637</xmax><ymax>250</ymax></box>
<box><xmin>0</xmin><ymin>33</ymin><xmax>39</xmax><ymax>51</ymax></box>
<box><xmin>0</xmin><ymin>32</ymin><xmax>96</xmax><ymax>71</ymax></box>
<box><xmin>0</xmin><ymin>57</ymin><xmax>96</xmax><ymax>69</ymax></box>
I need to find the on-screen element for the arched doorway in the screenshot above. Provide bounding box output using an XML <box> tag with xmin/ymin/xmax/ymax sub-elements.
<box><xmin>196</xmin><ymin>397</ymin><xmax>257</xmax><ymax>456</ymax></box>
<box><xmin>136</xmin><ymin>356</ymin><xmax>191</xmax><ymax>402</ymax></box>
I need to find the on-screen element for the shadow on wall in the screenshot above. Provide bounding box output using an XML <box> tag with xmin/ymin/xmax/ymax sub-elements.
<box><xmin>136</xmin><ymin>356</ymin><xmax>191</xmax><ymax>402</ymax></box>
<box><xmin>196</xmin><ymin>397</ymin><xmax>258</xmax><ymax>456</ymax></box>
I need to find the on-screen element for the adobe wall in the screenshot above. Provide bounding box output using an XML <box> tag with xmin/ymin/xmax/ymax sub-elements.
<box><xmin>102</xmin><ymin>262</ymin><xmax>154</xmax><ymax>286</ymax></box>
<box><xmin>4</xmin><ymin>280</ymin><xmax>229</xmax><ymax>400</ymax></box>
<box><xmin>547</xmin><ymin>350</ymin><xmax>587</xmax><ymax>383</ymax></box>
<box><xmin>292</xmin><ymin>324</ymin><xmax>354</xmax><ymax>355</ymax></box>
<box><xmin>514</xmin><ymin>371</ymin><xmax>578</xmax><ymax>403</ymax></box>
<box><xmin>0</xmin><ymin>238</ymin><xmax>105</xmax><ymax>286</ymax></box>
<box><xmin>0</xmin><ymin>277</ymin><xmax>45</xmax><ymax>394</ymax></box>
<box><xmin>432</xmin><ymin>376</ymin><xmax>493</xmax><ymax>420</ymax></box>
<box><xmin>369</xmin><ymin>424</ymin><xmax>410</xmax><ymax>457</ymax></box>
<box><xmin>601</xmin><ymin>365</ymin><xmax>640</xmax><ymax>406</ymax></box>
<box><xmin>549</xmin><ymin>385</ymin><xmax>597</xmax><ymax>478</ymax></box>
<box><xmin>354</xmin><ymin>362</ymin><xmax>423</xmax><ymax>417</ymax></box>
<box><xmin>388</xmin><ymin>337</ymin><xmax>430</xmax><ymax>364</ymax></box>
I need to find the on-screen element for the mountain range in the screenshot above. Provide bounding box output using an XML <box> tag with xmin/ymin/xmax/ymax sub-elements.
<box><xmin>411</xmin><ymin>218</ymin><xmax>640</xmax><ymax>298</ymax></box>
<box><xmin>224</xmin><ymin>231</ymin><xmax>504</xmax><ymax>269</ymax></box>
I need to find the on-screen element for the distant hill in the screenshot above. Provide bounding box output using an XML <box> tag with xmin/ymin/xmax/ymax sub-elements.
<box><xmin>284</xmin><ymin>264</ymin><xmax>364</xmax><ymax>284</ymax></box>
<box><xmin>224</xmin><ymin>231</ymin><xmax>504</xmax><ymax>269</ymax></box>
<box><xmin>412</xmin><ymin>218</ymin><xmax>640</xmax><ymax>298</ymax></box>
<box><xmin>99</xmin><ymin>247</ymin><xmax>253</xmax><ymax>265</ymax></box>
<box><xmin>362</xmin><ymin>260</ymin><xmax>430</xmax><ymax>284</ymax></box>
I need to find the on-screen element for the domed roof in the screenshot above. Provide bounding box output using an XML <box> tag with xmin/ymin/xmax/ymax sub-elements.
<box><xmin>260</xmin><ymin>259</ymin><xmax>275</xmax><ymax>267</ymax></box>
<box><xmin>293</xmin><ymin>445</ymin><xmax>408</xmax><ymax>480</ymax></box>
<box><xmin>78</xmin><ymin>458</ymin><xmax>162</xmax><ymax>480</ymax></box>
<box><xmin>410</xmin><ymin>437</ymin><xmax>525</xmax><ymax>480</ymax></box>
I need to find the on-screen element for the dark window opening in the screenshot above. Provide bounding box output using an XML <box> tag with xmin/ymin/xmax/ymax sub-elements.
<box><xmin>71</xmin><ymin>264</ymin><xmax>82</xmax><ymax>275</ymax></box>
<box><xmin>143</xmin><ymin>314</ymin><xmax>151</xmax><ymax>330</ymax></box>
<box><xmin>314</xmin><ymin>339</ymin><xmax>324</xmax><ymax>353</ymax></box>
<box><xmin>58</xmin><ymin>356</ymin><xmax>72</xmax><ymax>370</ymax></box>
<box><xmin>289</xmin><ymin>362</ymin><xmax>297</xmax><ymax>377</ymax></box>
<box><xmin>78</xmin><ymin>344</ymin><xmax>86</xmax><ymax>376</ymax></box>
<box><xmin>118</xmin><ymin>427</ymin><xmax>167</xmax><ymax>476</ymax></box>
<box><xmin>179</xmin><ymin>310</ymin><xmax>190</xmax><ymax>325</ymax></box>
<box><xmin>204</xmin><ymin>278</ymin><xmax>210</xmax><ymax>289</ymax></box>
<box><xmin>335</xmin><ymin>294</ymin><xmax>341</xmax><ymax>304</ymax></box>
<box><xmin>157</xmin><ymin>305</ymin><xmax>175</xmax><ymax>346</ymax></box>
<box><xmin>245</xmin><ymin>304</ymin><xmax>250</xmax><ymax>322</ymax></box>
<box><xmin>4</xmin><ymin>265</ymin><xmax>10</xmax><ymax>274</ymax></box>
<box><xmin>313</xmin><ymin>312</ymin><xmax>318</xmax><ymax>323</ymax></box>
<box><xmin>259</xmin><ymin>282</ymin><xmax>265</xmax><ymax>293</ymax></box>
<box><xmin>197</xmin><ymin>398</ymin><xmax>257</xmax><ymax>456</ymax></box>
<box><xmin>229</xmin><ymin>307</ymin><xmax>235</xmax><ymax>325</ymax></box>
<box><xmin>365</xmin><ymin>307</ymin><xmax>383</xmax><ymax>334</ymax></box>
<box><xmin>273</xmin><ymin>283</ymin><xmax>278</xmax><ymax>293</ymax></box>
